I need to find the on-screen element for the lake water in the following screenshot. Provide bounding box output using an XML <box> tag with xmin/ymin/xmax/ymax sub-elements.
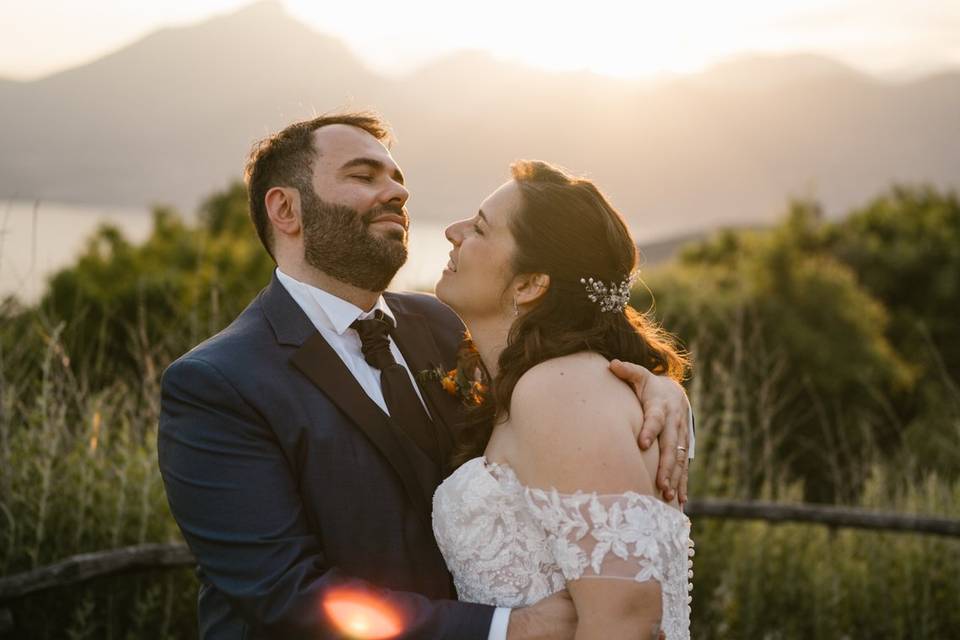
<box><xmin>0</xmin><ymin>200</ymin><xmax>454</xmax><ymax>303</ymax></box>
<box><xmin>0</xmin><ymin>200</ymin><xmax>686</xmax><ymax>305</ymax></box>
<box><xmin>0</xmin><ymin>200</ymin><xmax>155</xmax><ymax>303</ymax></box>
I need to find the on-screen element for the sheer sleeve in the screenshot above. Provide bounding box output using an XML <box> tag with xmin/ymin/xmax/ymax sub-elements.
<box><xmin>522</xmin><ymin>488</ymin><xmax>693</xmax><ymax>587</ymax></box>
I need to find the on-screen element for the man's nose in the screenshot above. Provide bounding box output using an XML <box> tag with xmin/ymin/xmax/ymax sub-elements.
<box><xmin>445</xmin><ymin>220</ymin><xmax>465</xmax><ymax>245</ymax></box>
<box><xmin>382</xmin><ymin>179</ymin><xmax>409</xmax><ymax>207</ymax></box>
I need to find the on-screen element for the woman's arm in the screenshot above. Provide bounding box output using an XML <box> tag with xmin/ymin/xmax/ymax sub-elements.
<box><xmin>505</xmin><ymin>353</ymin><xmax>665</xmax><ymax>640</ymax></box>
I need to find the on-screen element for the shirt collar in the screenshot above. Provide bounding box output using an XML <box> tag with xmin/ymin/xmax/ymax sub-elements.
<box><xmin>275</xmin><ymin>268</ymin><xmax>395</xmax><ymax>336</ymax></box>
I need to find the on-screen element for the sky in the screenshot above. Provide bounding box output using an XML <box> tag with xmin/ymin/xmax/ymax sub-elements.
<box><xmin>1</xmin><ymin>0</ymin><xmax>959</xmax><ymax>81</ymax></box>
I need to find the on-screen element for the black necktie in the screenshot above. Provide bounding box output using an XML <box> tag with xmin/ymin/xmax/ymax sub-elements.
<box><xmin>351</xmin><ymin>310</ymin><xmax>441</xmax><ymax>465</ymax></box>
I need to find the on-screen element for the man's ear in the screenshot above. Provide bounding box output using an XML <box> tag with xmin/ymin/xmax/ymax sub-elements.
<box><xmin>514</xmin><ymin>273</ymin><xmax>551</xmax><ymax>306</ymax></box>
<box><xmin>264</xmin><ymin>186</ymin><xmax>301</xmax><ymax>238</ymax></box>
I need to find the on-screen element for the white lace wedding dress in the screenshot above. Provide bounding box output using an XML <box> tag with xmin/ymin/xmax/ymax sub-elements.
<box><xmin>433</xmin><ymin>457</ymin><xmax>693</xmax><ymax>639</ymax></box>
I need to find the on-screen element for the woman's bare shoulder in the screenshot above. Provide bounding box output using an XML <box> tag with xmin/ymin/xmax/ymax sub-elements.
<box><xmin>511</xmin><ymin>352</ymin><xmax>640</xmax><ymax>428</ymax></box>
<box><xmin>506</xmin><ymin>352</ymin><xmax>653</xmax><ymax>494</ymax></box>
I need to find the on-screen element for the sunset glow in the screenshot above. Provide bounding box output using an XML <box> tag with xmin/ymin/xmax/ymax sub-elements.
<box><xmin>291</xmin><ymin>1</ymin><xmax>777</xmax><ymax>78</ymax></box>
<box><xmin>1</xmin><ymin>0</ymin><xmax>957</xmax><ymax>80</ymax></box>
<box><xmin>283</xmin><ymin>0</ymin><xmax>960</xmax><ymax>79</ymax></box>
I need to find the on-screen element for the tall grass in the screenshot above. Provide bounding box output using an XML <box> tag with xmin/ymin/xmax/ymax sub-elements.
<box><xmin>1</xmin><ymin>303</ymin><xmax>958</xmax><ymax>638</ymax></box>
<box><xmin>0</xmin><ymin>314</ymin><xmax>196</xmax><ymax>638</ymax></box>
<box><xmin>684</xmin><ymin>309</ymin><xmax>960</xmax><ymax>638</ymax></box>
<box><xmin>688</xmin><ymin>469</ymin><xmax>960</xmax><ymax>638</ymax></box>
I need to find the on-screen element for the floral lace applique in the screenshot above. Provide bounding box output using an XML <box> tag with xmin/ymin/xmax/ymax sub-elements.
<box><xmin>432</xmin><ymin>457</ymin><xmax>693</xmax><ymax>639</ymax></box>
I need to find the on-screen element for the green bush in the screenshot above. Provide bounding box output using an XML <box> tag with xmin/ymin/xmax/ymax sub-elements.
<box><xmin>35</xmin><ymin>182</ymin><xmax>272</xmax><ymax>387</ymax></box>
<box><xmin>638</xmin><ymin>189</ymin><xmax>960</xmax><ymax>501</ymax></box>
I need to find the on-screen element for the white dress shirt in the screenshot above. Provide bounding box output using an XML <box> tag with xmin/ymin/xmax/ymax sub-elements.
<box><xmin>276</xmin><ymin>268</ymin><xmax>694</xmax><ymax>640</ymax></box>
<box><xmin>276</xmin><ymin>268</ymin><xmax>431</xmax><ymax>416</ymax></box>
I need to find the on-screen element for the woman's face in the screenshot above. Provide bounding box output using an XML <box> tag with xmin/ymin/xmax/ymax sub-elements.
<box><xmin>436</xmin><ymin>180</ymin><xmax>521</xmax><ymax>321</ymax></box>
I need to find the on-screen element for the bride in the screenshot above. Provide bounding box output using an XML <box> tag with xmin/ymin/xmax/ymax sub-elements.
<box><xmin>432</xmin><ymin>160</ymin><xmax>694</xmax><ymax>639</ymax></box>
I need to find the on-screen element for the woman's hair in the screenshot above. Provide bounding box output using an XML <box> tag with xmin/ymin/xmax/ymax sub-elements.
<box><xmin>451</xmin><ymin>160</ymin><xmax>689</xmax><ymax>468</ymax></box>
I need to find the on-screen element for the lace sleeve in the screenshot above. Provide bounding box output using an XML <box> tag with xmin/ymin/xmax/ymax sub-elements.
<box><xmin>523</xmin><ymin>488</ymin><xmax>692</xmax><ymax>585</ymax></box>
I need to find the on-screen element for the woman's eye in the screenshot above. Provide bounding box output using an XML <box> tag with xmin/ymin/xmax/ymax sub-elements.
<box><xmin>473</xmin><ymin>222</ymin><xmax>484</xmax><ymax>236</ymax></box>
<box><xmin>351</xmin><ymin>175</ymin><xmax>373</xmax><ymax>182</ymax></box>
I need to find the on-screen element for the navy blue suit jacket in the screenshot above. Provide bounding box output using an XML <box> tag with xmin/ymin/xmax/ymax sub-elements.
<box><xmin>158</xmin><ymin>275</ymin><xmax>495</xmax><ymax>639</ymax></box>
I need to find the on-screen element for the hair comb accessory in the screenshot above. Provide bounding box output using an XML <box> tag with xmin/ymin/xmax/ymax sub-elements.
<box><xmin>579</xmin><ymin>271</ymin><xmax>638</xmax><ymax>313</ymax></box>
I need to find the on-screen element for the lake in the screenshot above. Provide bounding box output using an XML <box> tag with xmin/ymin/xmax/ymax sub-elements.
<box><xmin>0</xmin><ymin>199</ymin><xmax>688</xmax><ymax>305</ymax></box>
<box><xmin>0</xmin><ymin>200</ymin><xmax>455</xmax><ymax>303</ymax></box>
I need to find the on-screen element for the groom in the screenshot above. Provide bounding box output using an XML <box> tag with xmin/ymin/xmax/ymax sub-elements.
<box><xmin>158</xmin><ymin>112</ymin><xmax>692</xmax><ymax>639</ymax></box>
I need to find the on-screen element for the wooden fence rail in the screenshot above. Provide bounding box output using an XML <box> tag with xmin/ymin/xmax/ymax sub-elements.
<box><xmin>0</xmin><ymin>543</ymin><xmax>193</xmax><ymax>601</ymax></box>
<box><xmin>685</xmin><ymin>498</ymin><xmax>960</xmax><ymax>537</ymax></box>
<box><xmin>1</xmin><ymin>499</ymin><xmax>958</xmax><ymax>605</ymax></box>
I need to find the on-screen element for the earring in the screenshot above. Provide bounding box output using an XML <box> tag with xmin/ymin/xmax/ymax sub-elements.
<box><xmin>512</xmin><ymin>297</ymin><xmax>520</xmax><ymax>317</ymax></box>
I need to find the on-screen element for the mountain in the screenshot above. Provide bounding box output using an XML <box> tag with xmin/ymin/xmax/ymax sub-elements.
<box><xmin>2</xmin><ymin>0</ymin><xmax>958</xmax><ymax>240</ymax></box>
<box><xmin>0</xmin><ymin>1</ymin><xmax>385</xmax><ymax>207</ymax></box>
<box><xmin>691</xmin><ymin>53</ymin><xmax>867</xmax><ymax>88</ymax></box>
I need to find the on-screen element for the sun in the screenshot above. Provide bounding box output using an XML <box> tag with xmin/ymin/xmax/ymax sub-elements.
<box><xmin>287</xmin><ymin>0</ymin><xmax>808</xmax><ymax>79</ymax></box>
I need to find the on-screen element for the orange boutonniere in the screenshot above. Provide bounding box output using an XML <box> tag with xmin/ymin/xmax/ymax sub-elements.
<box><xmin>417</xmin><ymin>331</ymin><xmax>488</xmax><ymax>407</ymax></box>
<box><xmin>440</xmin><ymin>371</ymin><xmax>459</xmax><ymax>395</ymax></box>
<box><xmin>417</xmin><ymin>365</ymin><xmax>487</xmax><ymax>407</ymax></box>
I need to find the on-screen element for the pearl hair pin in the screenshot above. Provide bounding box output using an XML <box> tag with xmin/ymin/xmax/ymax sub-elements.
<box><xmin>579</xmin><ymin>271</ymin><xmax>639</xmax><ymax>313</ymax></box>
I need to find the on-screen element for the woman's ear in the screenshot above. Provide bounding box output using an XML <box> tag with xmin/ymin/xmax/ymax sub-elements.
<box><xmin>514</xmin><ymin>273</ymin><xmax>551</xmax><ymax>307</ymax></box>
<box><xmin>264</xmin><ymin>186</ymin><xmax>301</xmax><ymax>238</ymax></box>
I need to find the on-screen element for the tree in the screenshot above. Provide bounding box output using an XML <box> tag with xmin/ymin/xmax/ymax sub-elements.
<box><xmin>37</xmin><ymin>182</ymin><xmax>273</xmax><ymax>386</ymax></box>
<box><xmin>638</xmin><ymin>199</ymin><xmax>914</xmax><ymax>501</ymax></box>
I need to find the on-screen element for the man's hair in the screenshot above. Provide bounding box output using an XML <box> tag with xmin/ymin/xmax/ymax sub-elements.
<box><xmin>243</xmin><ymin>112</ymin><xmax>392</xmax><ymax>260</ymax></box>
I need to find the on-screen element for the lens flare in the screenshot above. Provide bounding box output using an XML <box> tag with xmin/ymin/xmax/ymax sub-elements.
<box><xmin>323</xmin><ymin>588</ymin><xmax>405</xmax><ymax>639</ymax></box>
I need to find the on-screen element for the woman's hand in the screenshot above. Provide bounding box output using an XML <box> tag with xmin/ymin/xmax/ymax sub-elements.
<box><xmin>609</xmin><ymin>359</ymin><xmax>691</xmax><ymax>506</ymax></box>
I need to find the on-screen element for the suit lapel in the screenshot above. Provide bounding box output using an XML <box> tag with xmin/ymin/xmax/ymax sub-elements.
<box><xmin>386</xmin><ymin>304</ymin><xmax>459</xmax><ymax>469</ymax></box>
<box><xmin>286</xmin><ymin>319</ymin><xmax>433</xmax><ymax>529</ymax></box>
<box><xmin>262</xmin><ymin>276</ymin><xmax>453</xmax><ymax>525</ymax></box>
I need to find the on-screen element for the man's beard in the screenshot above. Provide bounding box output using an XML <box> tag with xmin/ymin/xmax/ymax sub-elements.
<box><xmin>300</xmin><ymin>186</ymin><xmax>409</xmax><ymax>293</ymax></box>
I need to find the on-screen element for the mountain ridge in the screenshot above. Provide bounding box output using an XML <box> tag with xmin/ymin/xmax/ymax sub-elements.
<box><xmin>2</xmin><ymin>1</ymin><xmax>957</xmax><ymax>238</ymax></box>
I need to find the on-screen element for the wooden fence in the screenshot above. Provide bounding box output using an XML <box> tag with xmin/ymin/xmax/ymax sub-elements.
<box><xmin>1</xmin><ymin>498</ymin><xmax>958</xmax><ymax>631</ymax></box>
<box><xmin>3</xmin><ymin>499</ymin><xmax>958</xmax><ymax>601</ymax></box>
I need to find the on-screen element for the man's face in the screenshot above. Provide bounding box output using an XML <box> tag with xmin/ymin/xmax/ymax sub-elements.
<box><xmin>300</xmin><ymin>125</ymin><xmax>411</xmax><ymax>292</ymax></box>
